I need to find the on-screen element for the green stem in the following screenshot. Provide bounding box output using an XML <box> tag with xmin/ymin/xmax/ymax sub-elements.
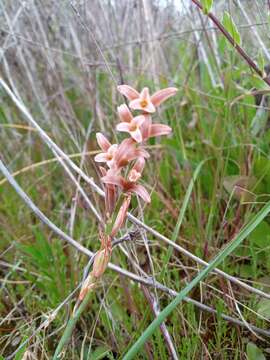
<box><xmin>53</xmin><ymin>290</ymin><xmax>93</xmax><ymax>360</ymax></box>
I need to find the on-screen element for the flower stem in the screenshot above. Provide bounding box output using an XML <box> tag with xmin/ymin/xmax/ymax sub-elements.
<box><xmin>52</xmin><ymin>290</ymin><xmax>93</xmax><ymax>360</ymax></box>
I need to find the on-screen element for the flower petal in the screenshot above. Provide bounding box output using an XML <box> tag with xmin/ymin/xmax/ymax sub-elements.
<box><xmin>107</xmin><ymin>159</ymin><xmax>116</xmax><ymax>168</ymax></box>
<box><xmin>94</xmin><ymin>153</ymin><xmax>109</xmax><ymax>162</ymax></box>
<box><xmin>106</xmin><ymin>186</ymin><xmax>117</xmax><ymax>216</ymax></box>
<box><xmin>132</xmin><ymin>184</ymin><xmax>151</xmax><ymax>203</ymax></box>
<box><xmin>143</xmin><ymin>102</ymin><xmax>156</xmax><ymax>113</ymax></box>
<box><xmin>133</xmin><ymin>157</ymin><xmax>145</xmax><ymax>174</ymax></box>
<box><xmin>117</xmin><ymin>104</ymin><xmax>133</xmax><ymax>123</ymax></box>
<box><xmin>129</xmin><ymin>98</ymin><xmax>143</xmax><ymax>111</ymax></box>
<box><xmin>128</xmin><ymin>169</ymin><xmax>141</xmax><ymax>182</ymax></box>
<box><xmin>108</xmin><ymin>144</ymin><xmax>118</xmax><ymax>155</ymax></box>
<box><xmin>140</xmin><ymin>115</ymin><xmax>152</xmax><ymax>140</ymax></box>
<box><xmin>136</xmin><ymin>148</ymin><xmax>150</xmax><ymax>159</ymax></box>
<box><xmin>140</xmin><ymin>87</ymin><xmax>151</xmax><ymax>101</ymax></box>
<box><xmin>133</xmin><ymin>115</ymin><xmax>145</xmax><ymax>127</ymax></box>
<box><xmin>129</xmin><ymin>98</ymin><xmax>155</xmax><ymax>113</ymax></box>
<box><xmin>149</xmin><ymin>124</ymin><xmax>172</xmax><ymax>138</ymax></box>
<box><xmin>96</xmin><ymin>132</ymin><xmax>111</xmax><ymax>152</ymax></box>
<box><xmin>116</xmin><ymin>122</ymin><xmax>131</xmax><ymax>132</ymax></box>
<box><xmin>151</xmin><ymin>87</ymin><xmax>178</xmax><ymax>107</ymax></box>
<box><xmin>117</xmin><ymin>85</ymin><xmax>140</xmax><ymax>100</ymax></box>
<box><xmin>99</xmin><ymin>166</ymin><xmax>107</xmax><ymax>176</ymax></box>
<box><xmin>130</xmin><ymin>128</ymin><xmax>142</xmax><ymax>143</ymax></box>
<box><xmin>102</xmin><ymin>174</ymin><xmax>124</xmax><ymax>188</ymax></box>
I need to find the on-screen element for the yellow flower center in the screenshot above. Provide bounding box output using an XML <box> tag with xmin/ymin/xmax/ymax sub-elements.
<box><xmin>140</xmin><ymin>99</ymin><xmax>148</xmax><ymax>108</ymax></box>
<box><xmin>129</xmin><ymin>123</ymin><xmax>138</xmax><ymax>132</ymax></box>
<box><xmin>107</xmin><ymin>154</ymin><xmax>113</xmax><ymax>160</ymax></box>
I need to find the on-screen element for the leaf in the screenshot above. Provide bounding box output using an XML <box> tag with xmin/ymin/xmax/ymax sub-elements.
<box><xmin>222</xmin><ymin>11</ymin><xmax>241</xmax><ymax>45</ymax></box>
<box><xmin>258</xmin><ymin>50</ymin><xmax>265</xmax><ymax>76</ymax></box>
<box><xmin>251</xmin><ymin>106</ymin><xmax>269</xmax><ymax>136</ymax></box>
<box><xmin>257</xmin><ymin>299</ymin><xmax>270</xmax><ymax>319</ymax></box>
<box><xmin>87</xmin><ymin>346</ymin><xmax>112</xmax><ymax>360</ymax></box>
<box><xmin>248</xmin><ymin>221</ymin><xmax>270</xmax><ymax>248</ymax></box>
<box><xmin>202</xmin><ymin>0</ymin><xmax>213</xmax><ymax>14</ymax></box>
<box><xmin>246</xmin><ymin>342</ymin><xmax>266</xmax><ymax>360</ymax></box>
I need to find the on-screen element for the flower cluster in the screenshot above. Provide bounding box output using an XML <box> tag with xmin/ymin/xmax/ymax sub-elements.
<box><xmin>79</xmin><ymin>84</ymin><xmax>177</xmax><ymax>300</ymax></box>
<box><xmin>94</xmin><ymin>84</ymin><xmax>178</xmax><ymax>235</ymax></box>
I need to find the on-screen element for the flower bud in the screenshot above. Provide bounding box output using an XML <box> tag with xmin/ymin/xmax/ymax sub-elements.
<box><xmin>79</xmin><ymin>273</ymin><xmax>96</xmax><ymax>301</ymax></box>
<box><xmin>92</xmin><ymin>249</ymin><xmax>111</xmax><ymax>278</ymax></box>
<box><xmin>111</xmin><ymin>195</ymin><xmax>131</xmax><ymax>237</ymax></box>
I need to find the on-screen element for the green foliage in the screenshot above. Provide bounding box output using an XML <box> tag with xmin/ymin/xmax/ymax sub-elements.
<box><xmin>222</xmin><ymin>11</ymin><xmax>241</xmax><ymax>46</ymax></box>
<box><xmin>246</xmin><ymin>342</ymin><xmax>266</xmax><ymax>360</ymax></box>
<box><xmin>20</xmin><ymin>227</ymin><xmax>69</xmax><ymax>307</ymax></box>
<box><xmin>202</xmin><ymin>0</ymin><xmax>213</xmax><ymax>14</ymax></box>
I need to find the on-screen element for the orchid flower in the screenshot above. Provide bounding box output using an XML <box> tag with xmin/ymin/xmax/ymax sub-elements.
<box><xmin>114</xmin><ymin>137</ymin><xmax>149</xmax><ymax>169</ymax></box>
<box><xmin>80</xmin><ymin>84</ymin><xmax>178</xmax><ymax>302</ymax></box>
<box><xmin>94</xmin><ymin>133</ymin><xmax>118</xmax><ymax>168</ymax></box>
<box><xmin>117</xmin><ymin>104</ymin><xmax>145</xmax><ymax>142</ymax></box>
<box><xmin>117</xmin><ymin>85</ymin><xmax>178</xmax><ymax>113</ymax></box>
<box><xmin>101</xmin><ymin>157</ymin><xmax>150</xmax><ymax>203</ymax></box>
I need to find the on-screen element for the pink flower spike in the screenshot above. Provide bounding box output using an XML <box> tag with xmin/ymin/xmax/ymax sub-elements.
<box><xmin>149</xmin><ymin>124</ymin><xmax>172</xmax><ymax>138</ymax></box>
<box><xmin>96</xmin><ymin>132</ymin><xmax>111</xmax><ymax>152</ymax></box>
<box><xmin>150</xmin><ymin>87</ymin><xmax>178</xmax><ymax>107</ymax></box>
<box><xmin>129</xmin><ymin>87</ymin><xmax>155</xmax><ymax>113</ymax></box>
<box><xmin>117</xmin><ymin>85</ymin><xmax>140</xmax><ymax>100</ymax></box>
<box><xmin>117</xmin><ymin>104</ymin><xmax>133</xmax><ymax>123</ymax></box>
<box><xmin>132</xmin><ymin>184</ymin><xmax>151</xmax><ymax>203</ymax></box>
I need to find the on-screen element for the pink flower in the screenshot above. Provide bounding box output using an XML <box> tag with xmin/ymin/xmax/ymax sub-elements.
<box><xmin>94</xmin><ymin>133</ymin><xmax>118</xmax><ymax>168</ymax></box>
<box><xmin>128</xmin><ymin>157</ymin><xmax>145</xmax><ymax>182</ymax></box>
<box><xmin>139</xmin><ymin>115</ymin><xmax>172</xmax><ymax>141</ymax></box>
<box><xmin>114</xmin><ymin>138</ymin><xmax>149</xmax><ymax>169</ymax></box>
<box><xmin>117</xmin><ymin>104</ymin><xmax>145</xmax><ymax>142</ymax></box>
<box><xmin>117</xmin><ymin>85</ymin><xmax>178</xmax><ymax>113</ymax></box>
<box><xmin>102</xmin><ymin>158</ymin><xmax>150</xmax><ymax>203</ymax></box>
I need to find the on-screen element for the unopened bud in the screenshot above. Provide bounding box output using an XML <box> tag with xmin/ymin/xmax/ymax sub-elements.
<box><xmin>79</xmin><ymin>273</ymin><xmax>96</xmax><ymax>301</ymax></box>
<box><xmin>92</xmin><ymin>249</ymin><xmax>110</xmax><ymax>278</ymax></box>
<box><xmin>111</xmin><ymin>195</ymin><xmax>131</xmax><ymax>237</ymax></box>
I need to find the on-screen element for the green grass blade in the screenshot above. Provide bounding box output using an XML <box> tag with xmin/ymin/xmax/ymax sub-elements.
<box><xmin>123</xmin><ymin>200</ymin><xmax>270</xmax><ymax>359</ymax></box>
<box><xmin>161</xmin><ymin>158</ymin><xmax>211</xmax><ymax>275</ymax></box>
